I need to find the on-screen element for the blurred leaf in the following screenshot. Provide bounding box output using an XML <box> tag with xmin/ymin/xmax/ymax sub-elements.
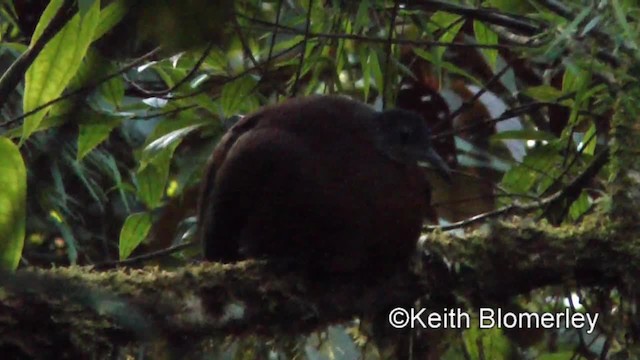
<box><xmin>99</xmin><ymin>75</ymin><xmax>125</xmax><ymax>108</ymax></box>
<box><xmin>501</xmin><ymin>141</ymin><xmax>564</xmax><ymax>195</ymax></box>
<box><xmin>581</xmin><ymin>15</ymin><xmax>602</xmax><ymax>36</ymax></box>
<box><xmin>582</xmin><ymin>122</ymin><xmax>597</xmax><ymax>156</ymax></box>
<box><xmin>353</xmin><ymin>0</ymin><xmax>370</xmax><ymax>33</ymax></box>
<box><xmin>523</xmin><ymin>85</ymin><xmax>564</xmax><ymax>102</ymax></box>
<box><xmin>69</xmin><ymin>160</ymin><xmax>106</xmax><ymax>212</ymax></box>
<box><xmin>136</xmin><ymin>163</ymin><xmax>166</xmax><ymax>209</ymax></box>
<box><xmin>442</xmin><ymin>320</ymin><xmax>510</xmax><ymax>360</ymax></box>
<box><xmin>413</xmin><ymin>48</ymin><xmax>480</xmax><ymax>84</ymax></box>
<box><xmin>545</xmin><ymin>6</ymin><xmax>592</xmax><ymax>60</ymax></box>
<box><xmin>463</xmin><ymin>325</ymin><xmax>510</xmax><ymax>360</ymax></box>
<box><xmin>142</xmin><ymin>111</ymin><xmax>208</xmax><ymax>147</ymax></box>
<box><xmin>22</xmin><ymin>0</ymin><xmax>100</xmax><ymax>143</ymax></box>
<box><xmin>140</xmin><ymin>123</ymin><xmax>204</xmax><ymax>170</ymax></box>
<box><xmin>612</xmin><ymin>0</ymin><xmax>638</xmax><ymax>51</ymax></box>
<box><xmin>93</xmin><ymin>0</ymin><xmax>127</xmax><ymax>40</ymax></box>
<box><xmin>359</xmin><ymin>46</ymin><xmax>371</xmax><ymax>100</ymax></box>
<box><xmin>0</xmin><ymin>138</ymin><xmax>26</xmax><ymax>271</ymax></box>
<box><xmin>369</xmin><ymin>48</ymin><xmax>384</xmax><ymax>93</ymax></box>
<box><xmin>3</xmin><ymin>114</ymin><xmax>67</xmax><ymax>138</ymax></box>
<box><xmin>119</xmin><ymin>212</ymin><xmax>153</xmax><ymax>260</ymax></box>
<box><xmin>569</xmin><ymin>191</ymin><xmax>592</xmax><ymax>221</ymax></box>
<box><xmin>220</xmin><ymin>75</ymin><xmax>259</xmax><ymax>116</ymax></box>
<box><xmin>78</xmin><ymin>0</ymin><xmax>98</xmax><ymax>17</ymax></box>
<box><xmin>562</xmin><ymin>67</ymin><xmax>589</xmax><ymax>94</ymax></box>
<box><xmin>50</xmin><ymin>211</ymin><xmax>78</xmax><ymax>265</ymax></box>
<box><xmin>77</xmin><ymin>116</ymin><xmax>122</xmax><ymax>160</ymax></box>
<box><xmin>430</xmin><ymin>12</ymin><xmax>464</xmax><ymax>82</ymax></box>
<box><xmin>474</xmin><ymin>21</ymin><xmax>498</xmax><ymax>69</ymax></box>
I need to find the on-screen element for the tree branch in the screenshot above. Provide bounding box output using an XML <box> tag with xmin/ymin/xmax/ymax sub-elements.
<box><xmin>0</xmin><ymin>214</ymin><xmax>634</xmax><ymax>358</ymax></box>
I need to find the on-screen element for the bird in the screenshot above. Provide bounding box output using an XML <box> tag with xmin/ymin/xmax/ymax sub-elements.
<box><xmin>197</xmin><ymin>95</ymin><xmax>450</xmax><ymax>275</ymax></box>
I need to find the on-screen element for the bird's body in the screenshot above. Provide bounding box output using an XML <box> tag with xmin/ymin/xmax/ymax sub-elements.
<box><xmin>198</xmin><ymin>95</ymin><xmax>448</xmax><ymax>275</ymax></box>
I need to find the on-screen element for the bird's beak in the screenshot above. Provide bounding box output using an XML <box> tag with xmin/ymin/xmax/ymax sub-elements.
<box><xmin>418</xmin><ymin>147</ymin><xmax>452</xmax><ymax>183</ymax></box>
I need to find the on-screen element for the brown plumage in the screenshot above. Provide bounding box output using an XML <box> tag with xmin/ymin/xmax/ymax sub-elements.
<box><xmin>197</xmin><ymin>95</ymin><xmax>449</xmax><ymax>275</ymax></box>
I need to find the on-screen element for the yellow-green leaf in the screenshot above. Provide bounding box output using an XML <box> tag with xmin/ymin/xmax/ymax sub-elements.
<box><xmin>582</xmin><ymin>122</ymin><xmax>597</xmax><ymax>156</ymax></box>
<box><xmin>136</xmin><ymin>164</ymin><xmax>167</xmax><ymax>209</ymax></box>
<box><xmin>523</xmin><ymin>85</ymin><xmax>564</xmax><ymax>102</ymax></box>
<box><xmin>119</xmin><ymin>212</ymin><xmax>153</xmax><ymax>260</ymax></box>
<box><xmin>220</xmin><ymin>75</ymin><xmax>259</xmax><ymax>116</ymax></box>
<box><xmin>77</xmin><ymin>116</ymin><xmax>122</xmax><ymax>160</ymax></box>
<box><xmin>93</xmin><ymin>0</ymin><xmax>127</xmax><ymax>41</ymax></box>
<box><xmin>0</xmin><ymin>137</ymin><xmax>26</xmax><ymax>271</ymax></box>
<box><xmin>473</xmin><ymin>21</ymin><xmax>498</xmax><ymax>70</ymax></box>
<box><xmin>22</xmin><ymin>0</ymin><xmax>101</xmax><ymax>143</ymax></box>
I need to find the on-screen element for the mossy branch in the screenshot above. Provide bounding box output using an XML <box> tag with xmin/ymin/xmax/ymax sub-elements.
<box><xmin>0</xmin><ymin>214</ymin><xmax>636</xmax><ymax>358</ymax></box>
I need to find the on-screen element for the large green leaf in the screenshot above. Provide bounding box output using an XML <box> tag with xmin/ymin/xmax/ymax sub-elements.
<box><xmin>0</xmin><ymin>137</ymin><xmax>26</xmax><ymax>271</ymax></box>
<box><xmin>140</xmin><ymin>123</ymin><xmax>204</xmax><ymax>169</ymax></box>
<box><xmin>136</xmin><ymin>163</ymin><xmax>167</xmax><ymax>210</ymax></box>
<box><xmin>119</xmin><ymin>212</ymin><xmax>153</xmax><ymax>260</ymax></box>
<box><xmin>77</xmin><ymin>115</ymin><xmax>122</xmax><ymax>160</ymax></box>
<box><xmin>220</xmin><ymin>74</ymin><xmax>260</xmax><ymax>117</ymax></box>
<box><xmin>22</xmin><ymin>0</ymin><xmax>101</xmax><ymax>143</ymax></box>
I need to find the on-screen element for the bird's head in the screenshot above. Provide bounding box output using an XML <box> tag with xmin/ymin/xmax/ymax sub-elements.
<box><xmin>373</xmin><ymin>108</ymin><xmax>451</xmax><ymax>182</ymax></box>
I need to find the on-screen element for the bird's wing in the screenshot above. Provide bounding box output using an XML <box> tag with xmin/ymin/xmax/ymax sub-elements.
<box><xmin>196</xmin><ymin>113</ymin><xmax>265</xmax><ymax>261</ymax></box>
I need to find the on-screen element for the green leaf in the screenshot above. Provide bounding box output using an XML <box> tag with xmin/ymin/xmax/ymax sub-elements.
<box><xmin>93</xmin><ymin>0</ymin><xmax>127</xmax><ymax>41</ymax></box>
<box><xmin>429</xmin><ymin>12</ymin><xmax>464</xmax><ymax>82</ymax></box>
<box><xmin>501</xmin><ymin>141</ymin><xmax>564</xmax><ymax>195</ymax></box>
<box><xmin>544</xmin><ymin>6</ymin><xmax>592</xmax><ymax>60</ymax></box>
<box><xmin>136</xmin><ymin>164</ymin><xmax>167</xmax><ymax>209</ymax></box>
<box><xmin>50</xmin><ymin>213</ymin><xmax>78</xmax><ymax>265</ymax></box>
<box><xmin>473</xmin><ymin>21</ymin><xmax>498</xmax><ymax>69</ymax></box>
<box><xmin>581</xmin><ymin>15</ymin><xmax>602</xmax><ymax>36</ymax></box>
<box><xmin>0</xmin><ymin>138</ymin><xmax>26</xmax><ymax>271</ymax></box>
<box><xmin>99</xmin><ymin>75</ymin><xmax>125</xmax><ymax>107</ymax></box>
<box><xmin>119</xmin><ymin>212</ymin><xmax>153</xmax><ymax>260</ymax></box>
<box><xmin>22</xmin><ymin>0</ymin><xmax>101</xmax><ymax>143</ymax></box>
<box><xmin>140</xmin><ymin>123</ymin><xmax>205</xmax><ymax>170</ymax></box>
<box><xmin>353</xmin><ymin>0</ymin><xmax>370</xmax><ymax>33</ymax></box>
<box><xmin>582</xmin><ymin>122</ymin><xmax>597</xmax><ymax>156</ymax></box>
<box><xmin>562</xmin><ymin>67</ymin><xmax>589</xmax><ymax>94</ymax></box>
<box><xmin>611</xmin><ymin>0</ymin><xmax>638</xmax><ymax>51</ymax></box>
<box><xmin>220</xmin><ymin>75</ymin><xmax>259</xmax><ymax>116</ymax></box>
<box><xmin>3</xmin><ymin>114</ymin><xmax>68</xmax><ymax>139</ymax></box>
<box><xmin>462</xmin><ymin>325</ymin><xmax>510</xmax><ymax>360</ymax></box>
<box><xmin>523</xmin><ymin>85</ymin><xmax>564</xmax><ymax>102</ymax></box>
<box><xmin>78</xmin><ymin>0</ymin><xmax>98</xmax><ymax>17</ymax></box>
<box><xmin>77</xmin><ymin>116</ymin><xmax>122</xmax><ymax>160</ymax></box>
<box><xmin>413</xmin><ymin>48</ymin><xmax>480</xmax><ymax>84</ymax></box>
<box><xmin>369</xmin><ymin>48</ymin><xmax>383</xmax><ymax>92</ymax></box>
<box><xmin>359</xmin><ymin>46</ymin><xmax>371</xmax><ymax>100</ymax></box>
<box><xmin>569</xmin><ymin>191</ymin><xmax>592</xmax><ymax>221</ymax></box>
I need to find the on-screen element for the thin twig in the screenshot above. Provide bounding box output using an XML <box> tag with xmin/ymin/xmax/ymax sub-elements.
<box><xmin>402</xmin><ymin>0</ymin><xmax>543</xmax><ymax>35</ymax></box>
<box><xmin>427</xmin><ymin>147</ymin><xmax>609</xmax><ymax>231</ymax></box>
<box><xmin>126</xmin><ymin>42</ymin><xmax>215</xmax><ymax>97</ymax></box>
<box><xmin>436</xmin><ymin>62</ymin><xmax>514</xmax><ymax>129</ymax></box>
<box><xmin>94</xmin><ymin>241</ymin><xmax>198</xmax><ymax>270</ymax></box>
<box><xmin>234</xmin><ymin>14</ymin><xmax>536</xmax><ymax>50</ymax></box>
<box><xmin>292</xmin><ymin>0</ymin><xmax>314</xmax><ymax>96</ymax></box>
<box><xmin>0</xmin><ymin>47</ymin><xmax>160</xmax><ymax>130</ymax></box>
